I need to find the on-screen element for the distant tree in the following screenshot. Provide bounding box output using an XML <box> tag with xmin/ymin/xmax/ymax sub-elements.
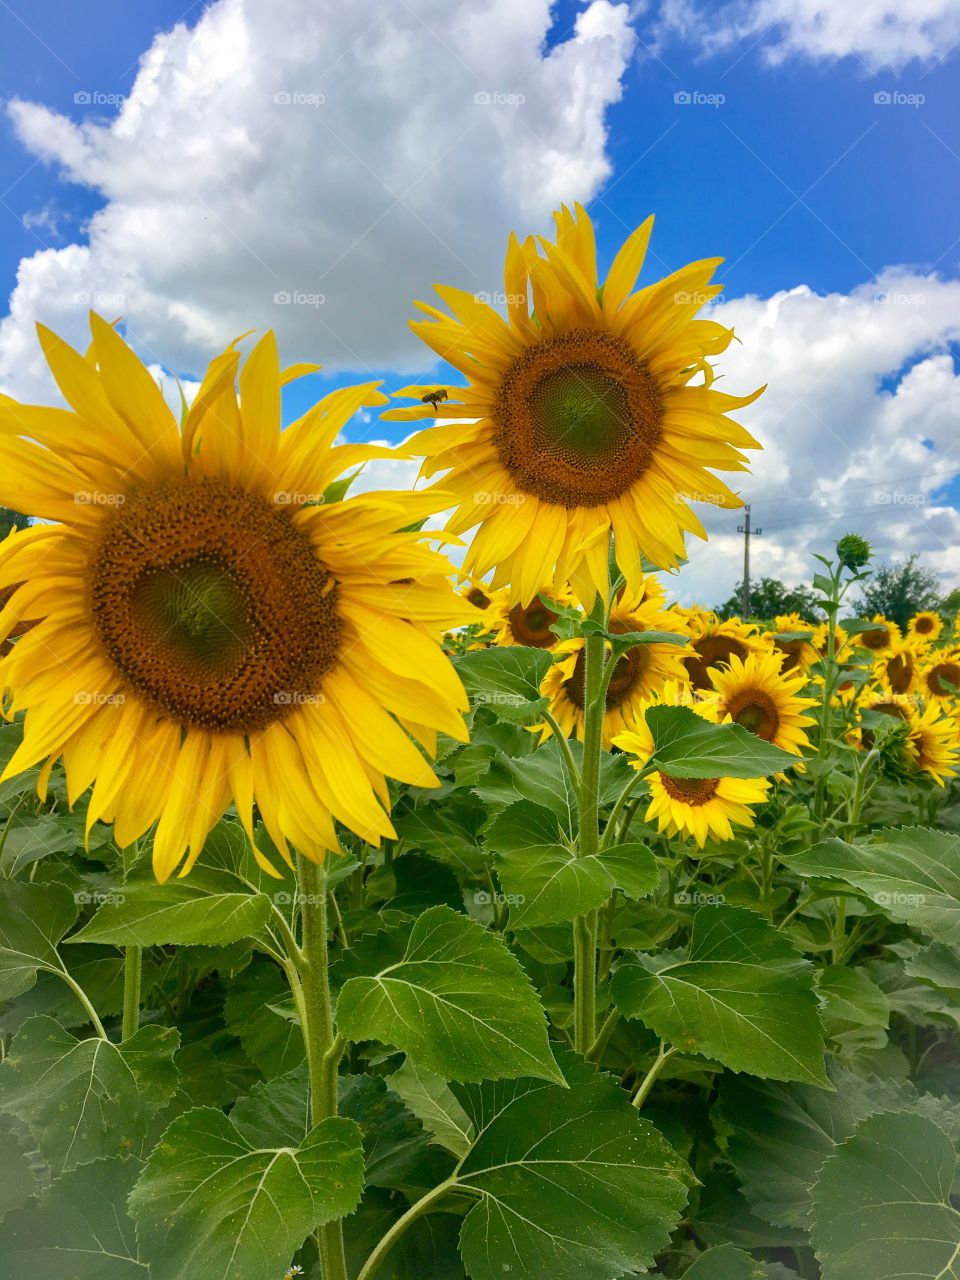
<box><xmin>942</xmin><ymin>587</ymin><xmax>960</xmax><ymax>617</ymax></box>
<box><xmin>716</xmin><ymin>577</ymin><xmax>823</xmax><ymax>622</ymax></box>
<box><xmin>855</xmin><ymin>555</ymin><xmax>942</xmax><ymax>629</ymax></box>
<box><xmin>0</xmin><ymin>506</ymin><xmax>30</xmax><ymax>541</ymax></box>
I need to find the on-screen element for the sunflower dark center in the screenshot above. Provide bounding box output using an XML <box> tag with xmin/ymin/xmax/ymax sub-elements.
<box><xmin>928</xmin><ymin>662</ymin><xmax>960</xmax><ymax>696</ymax></box>
<box><xmin>726</xmin><ymin>688</ymin><xmax>780</xmax><ymax>741</ymax></box>
<box><xmin>860</xmin><ymin>626</ymin><xmax>889</xmax><ymax>650</ymax></box>
<box><xmin>915</xmin><ymin>616</ymin><xmax>935</xmax><ymax>633</ymax></box>
<box><xmin>90</xmin><ymin>478</ymin><xmax>341</xmax><ymax>732</ymax></box>
<box><xmin>508</xmin><ymin>600</ymin><xmax>559</xmax><ymax>647</ymax></box>
<box><xmin>564</xmin><ymin>645</ymin><xmax>648</xmax><ymax>712</ymax></box>
<box><xmin>492</xmin><ymin>329</ymin><xmax>663</xmax><ymax>507</ymax></box>
<box><xmin>886</xmin><ymin>651</ymin><xmax>914</xmax><ymax>694</ymax></box>
<box><xmin>660</xmin><ymin>774</ymin><xmax>720</xmax><ymax>805</ymax></box>
<box><xmin>683</xmin><ymin>635</ymin><xmax>748</xmax><ymax>690</ymax></box>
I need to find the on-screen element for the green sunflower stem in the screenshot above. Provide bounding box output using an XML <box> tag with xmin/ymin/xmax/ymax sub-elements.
<box><xmin>121</xmin><ymin>945</ymin><xmax>142</xmax><ymax>1040</ymax></box>
<box><xmin>573</xmin><ymin>594</ymin><xmax>608</xmax><ymax>1055</ymax></box>
<box><xmin>298</xmin><ymin>856</ymin><xmax>348</xmax><ymax>1280</ymax></box>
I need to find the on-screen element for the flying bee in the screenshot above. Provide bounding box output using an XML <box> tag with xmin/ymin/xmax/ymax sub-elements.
<box><xmin>420</xmin><ymin>388</ymin><xmax>449</xmax><ymax>409</ymax></box>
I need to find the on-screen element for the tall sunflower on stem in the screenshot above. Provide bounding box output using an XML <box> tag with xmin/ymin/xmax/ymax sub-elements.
<box><xmin>384</xmin><ymin>202</ymin><xmax>763</xmax><ymax>608</ymax></box>
<box><xmin>0</xmin><ymin>315</ymin><xmax>472</xmax><ymax>1280</ymax></box>
<box><xmin>391</xmin><ymin>206</ymin><xmax>766</xmax><ymax>1057</ymax></box>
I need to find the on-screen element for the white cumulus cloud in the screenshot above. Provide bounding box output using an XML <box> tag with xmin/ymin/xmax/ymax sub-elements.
<box><xmin>0</xmin><ymin>0</ymin><xmax>636</xmax><ymax>402</ymax></box>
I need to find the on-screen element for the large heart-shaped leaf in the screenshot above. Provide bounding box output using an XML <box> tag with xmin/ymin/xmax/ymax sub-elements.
<box><xmin>68</xmin><ymin>880</ymin><xmax>272</xmax><ymax>947</ymax></box>
<box><xmin>785</xmin><ymin>827</ymin><xmax>960</xmax><ymax>946</ymax></box>
<box><xmin>486</xmin><ymin>801</ymin><xmax>658</xmax><ymax>926</ymax></box>
<box><xmin>684</xmin><ymin>1244</ymin><xmax>781</xmax><ymax>1279</ymax></box>
<box><xmin>0</xmin><ymin>880</ymin><xmax>77</xmax><ymax>1000</ymax></box>
<box><xmin>0</xmin><ymin>1015</ymin><xmax>179</xmax><ymax>1173</ymax></box>
<box><xmin>454</xmin><ymin>647</ymin><xmax>553</xmax><ymax>722</ymax></box>
<box><xmin>0</xmin><ymin>1156</ymin><xmax>145</xmax><ymax>1277</ymax></box>
<box><xmin>646</xmin><ymin>705</ymin><xmax>798</xmax><ymax>778</ymax></box>
<box><xmin>335</xmin><ymin>905</ymin><xmax>562</xmax><ymax>1083</ymax></box>
<box><xmin>452</xmin><ymin>1063</ymin><xmax>692</xmax><ymax>1280</ymax></box>
<box><xmin>812</xmin><ymin>1111</ymin><xmax>960</xmax><ymax>1280</ymax></box>
<box><xmin>612</xmin><ymin>906</ymin><xmax>829</xmax><ymax>1085</ymax></box>
<box><xmin>129</xmin><ymin>1107</ymin><xmax>364</xmax><ymax>1280</ymax></box>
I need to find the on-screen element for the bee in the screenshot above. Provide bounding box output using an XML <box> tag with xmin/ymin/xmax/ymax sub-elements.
<box><xmin>283</xmin><ymin>1268</ymin><xmax>304</xmax><ymax>1279</ymax></box>
<box><xmin>420</xmin><ymin>388</ymin><xmax>449</xmax><ymax>409</ymax></box>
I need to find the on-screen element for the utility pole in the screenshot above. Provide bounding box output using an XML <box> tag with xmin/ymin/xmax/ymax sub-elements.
<box><xmin>737</xmin><ymin>504</ymin><xmax>762</xmax><ymax>617</ymax></box>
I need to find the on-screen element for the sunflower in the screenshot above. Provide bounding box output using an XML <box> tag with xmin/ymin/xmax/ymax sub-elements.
<box><xmin>873</xmin><ymin>638</ymin><xmax>920</xmax><ymax>697</ymax></box>
<box><xmin>537</xmin><ymin>627</ymin><xmax>687</xmax><ymax>748</ymax></box>
<box><xmin>613</xmin><ymin>691</ymin><xmax>769</xmax><ymax>847</ymax></box>
<box><xmin>0</xmin><ymin>316</ymin><xmax>471</xmax><ymax>881</ymax></box>
<box><xmin>491</xmin><ymin>584</ymin><xmax>570</xmax><ymax>650</ymax></box>
<box><xmin>458</xmin><ymin>577</ymin><xmax>500</xmax><ymax>613</ymax></box>
<box><xmin>903</xmin><ymin>701</ymin><xmax>960</xmax><ymax>786</ymax></box>
<box><xmin>707</xmin><ymin>649</ymin><xmax>817</xmax><ymax>755</ymax></box>
<box><xmin>907</xmin><ymin>610</ymin><xmax>943</xmax><ymax>644</ymax></box>
<box><xmin>771</xmin><ymin>612</ymin><xmax>818</xmax><ymax>675</ymax></box>
<box><xmin>682</xmin><ymin>612</ymin><xmax>764</xmax><ymax>690</ymax></box>
<box><xmin>920</xmin><ymin>650</ymin><xmax>960</xmax><ymax>704</ymax></box>
<box><xmin>854</xmin><ymin>615</ymin><xmax>900</xmax><ymax>654</ymax></box>
<box><xmin>383</xmin><ymin>203</ymin><xmax>763</xmax><ymax>607</ymax></box>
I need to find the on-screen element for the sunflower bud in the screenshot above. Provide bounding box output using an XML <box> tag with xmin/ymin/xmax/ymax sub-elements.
<box><xmin>835</xmin><ymin>533</ymin><xmax>871</xmax><ymax>570</ymax></box>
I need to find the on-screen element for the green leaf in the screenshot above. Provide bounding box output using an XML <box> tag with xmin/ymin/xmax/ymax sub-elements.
<box><xmin>611</xmin><ymin>906</ymin><xmax>829</xmax><ymax>1085</ymax></box>
<box><xmin>452</xmin><ymin>1064</ymin><xmax>692</xmax><ymax>1280</ymax></box>
<box><xmin>129</xmin><ymin>1107</ymin><xmax>364</xmax><ymax>1280</ymax></box>
<box><xmin>387</xmin><ymin>1057</ymin><xmax>475</xmax><ymax>1159</ymax></box>
<box><xmin>223</xmin><ymin>959</ymin><xmax>305</xmax><ymax>1077</ymax></box>
<box><xmin>335</xmin><ymin>905</ymin><xmax>562</xmax><ymax>1083</ymax></box>
<box><xmin>785</xmin><ymin>826</ymin><xmax>960</xmax><ymax>945</ymax></box>
<box><xmin>453</xmin><ymin>647</ymin><xmax>553</xmax><ymax>722</ymax></box>
<box><xmin>684</xmin><ymin>1244</ymin><xmax>773</xmax><ymax>1279</ymax></box>
<box><xmin>817</xmin><ymin>965</ymin><xmax>890</xmax><ymax>1042</ymax></box>
<box><xmin>67</xmin><ymin>880</ymin><xmax>272</xmax><ymax>946</ymax></box>
<box><xmin>692</xmin><ymin>1170</ymin><xmax>807</xmax><ymax>1252</ymax></box>
<box><xmin>645</xmin><ymin>705</ymin><xmax>798</xmax><ymax>778</ymax></box>
<box><xmin>811</xmin><ymin>1111</ymin><xmax>960</xmax><ymax>1280</ymax></box>
<box><xmin>0</xmin><ymin>1157</ymin><xmax>146</xmax><ymax>1277</ymax></box>
<box><xmin>0</xmin><ymin>813</ymin><xmax>79</xmax><ymax>876</ymax></box>
<box><xmin>0</xmin><ymin>879</ymin><xmax>77</xmax><ymax>1000</ymax></box>
<box><xmin>394</xmin><ymin>803</ymin><xmax>487</xmax><ymax>878</ymax></box>
<box><xmin>475</xmin><ymin>738</ymin><xmax>631</xmax><ymax>827</ymax></box>
<box><xmin>0</xmin><ymin>1113</ymin><xmax>38</xmax><ymax>1223</ymax></box>
<box><xmin>718</xmin><ymin>1062</ymin><xmax>960</xmax><ymax>1228</ymax></box>
<box><xmin>900</xmin><ymin>940</ymin><xmax>960</xmax><ymax>1000</ymax></box>
<box><xmin>487</xmin><ymin>803</ymin><xmax>658</xmax><ymax>926</ymax></box>
<box><xmin>0</xmin><ymin>1016</ymin><xmax>179</xmax><ymax>1173</ymax></box>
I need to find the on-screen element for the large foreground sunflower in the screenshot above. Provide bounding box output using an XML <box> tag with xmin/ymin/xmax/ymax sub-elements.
<box><xmin>0</xmin><ymin>316</ymin><xmax>471</xmax><ymax>880</ymax></box>
<box><xmin>384</xmin><ymin>203</ymin><xmax>763</xmax><ymax>606</ymax></box>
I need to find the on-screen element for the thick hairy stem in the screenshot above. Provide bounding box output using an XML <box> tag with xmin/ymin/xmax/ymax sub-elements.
<box><xmin>299</xmin><ymin>857</ymin><xmax>348</xmax><ymax>1280</ymax></box>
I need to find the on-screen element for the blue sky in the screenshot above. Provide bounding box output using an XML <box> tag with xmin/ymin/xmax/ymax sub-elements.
<box><xmin>1</xmin><ymin>0</ymin><xmax>959</xmax><ymax>601</ymax></box>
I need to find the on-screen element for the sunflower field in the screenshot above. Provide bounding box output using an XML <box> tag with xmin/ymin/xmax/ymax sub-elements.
<box><xmin>1</xmin><ymin>206</ymin><xmax>960</xmax><ymax>1280</ymax></box>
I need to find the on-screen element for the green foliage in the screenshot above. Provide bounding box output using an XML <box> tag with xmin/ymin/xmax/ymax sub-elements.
<box><xmin>645</xmin><ymin>706</ymin><xmax>799</xmax><ymax>778</ymax></box>
<box><xmin>854</xmin><ymin>552</ymin><xmax>944</xmax><ymax>627</ymax></box>
<box><xmin>716</xmin><ymin>575</ymin><xmax>823</xmax><ymax>620</ymax></box>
